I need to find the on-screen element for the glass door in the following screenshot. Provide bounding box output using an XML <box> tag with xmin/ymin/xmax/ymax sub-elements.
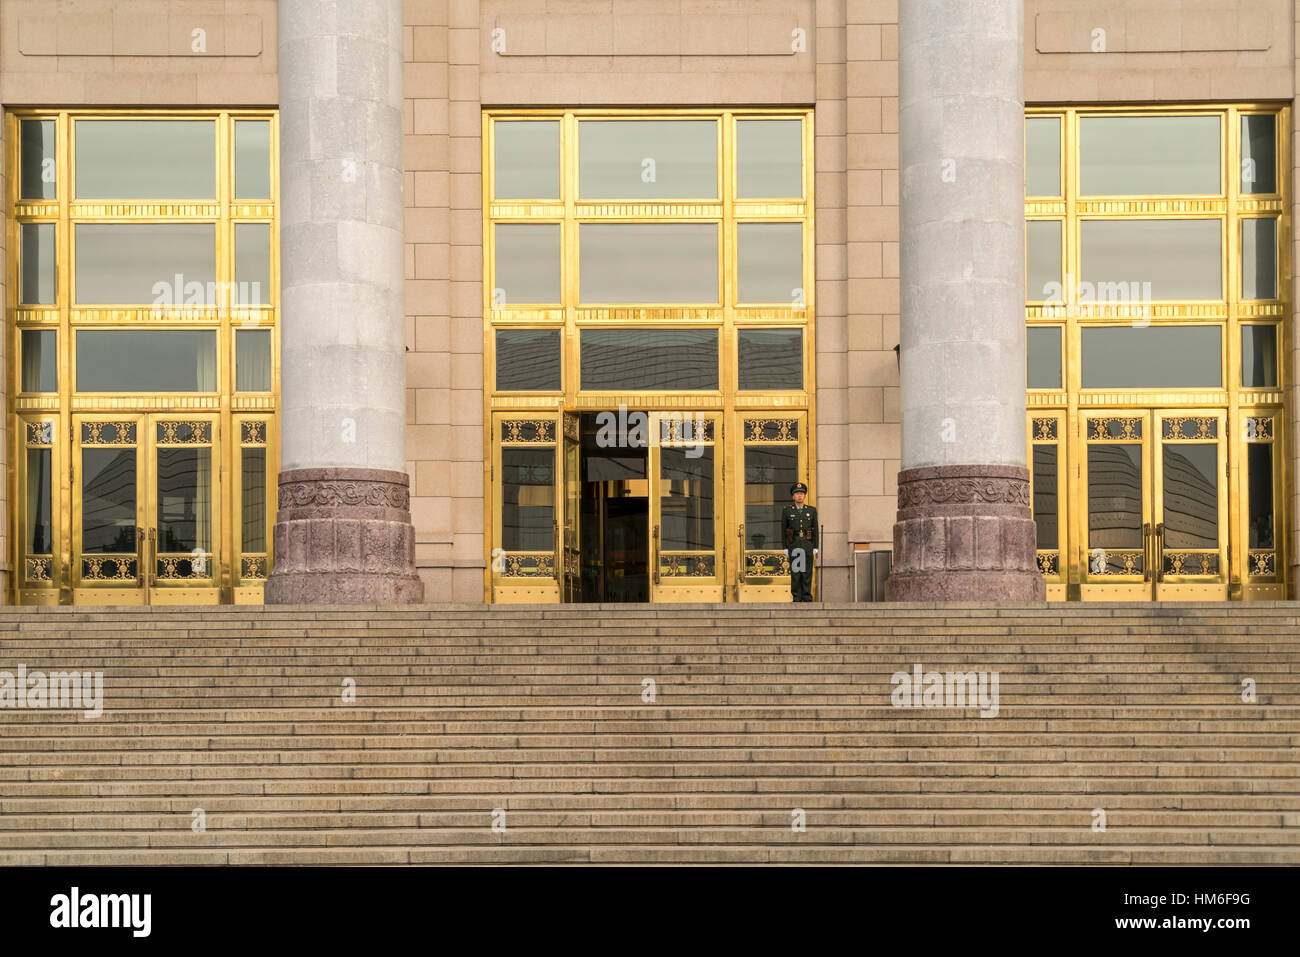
<box><xmin>71</xmin><ymin>413</ymin><xmax>219</xmax><ymax>604</ymax></box>
<box><xmin>1079</xmin><ymin>409</ymin><xmax>1228</xmax><ymax>600</ymax></box>
<box><xmin>148</xmin><ymin>414</ymin><xmax>220</xmax><ymax>604</ymax></box>
<box><xmin>1154</xmin><ymin>410</ymin><xmax>1228</xmax><ymax>599</ymax></box>
<box><xmin>736</xmin><ymin>413</ymin><xmax>808</xmax><ymax>601</ymax></box>
<box><xmin>648</xmin><ymin>411</ymin><xmax>722</xmax><ymax>601</ymax></box>
<box><xmin>73</xmin><ymin>415</ymin><xmax>146</xmax><ymax>604</ymax></box>
<box><xmin>491</xmin><ymin>412</ymin><xmax>561</xmax><ymax>602</ymax></box>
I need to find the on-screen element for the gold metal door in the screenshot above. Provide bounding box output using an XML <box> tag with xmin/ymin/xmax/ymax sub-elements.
<box><xmin>71</xmin><ymin>413</ymin><xmax>220</xmax><ymax>605</ymax></box>
<box><xmin>490</xmin><ymin>412</ymin><xmax>561</xmax><ymax>603</ymax></box>
<box><xmin>648</xmin><ymin>411</ymin><xmax>723</xmax><ymax>602</ymax></box>
<box><xmin>736</xmin><ymin>413</ymin><xmax>809</xmax><ymax>601</ymax></box>
<box><xmin>560</xmin><ymin>412</ymin><xmax>581</xmax><ymax>602</ymax></box>
<box><xmin>1153</xmin><ymin>410</ymin><xmax>1228</xmax><ymax>599</ymax></box>
<box><xmin>1079</xmin><ymin>410</ymin><xmax>1228</xmax><ymax>600</ymax></box>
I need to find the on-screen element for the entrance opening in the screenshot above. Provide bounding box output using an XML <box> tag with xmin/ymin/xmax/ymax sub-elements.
<box><xmin>578</xmin><ymin>412</ymin><xmax>649</xmax><ymax>602</ymax></box>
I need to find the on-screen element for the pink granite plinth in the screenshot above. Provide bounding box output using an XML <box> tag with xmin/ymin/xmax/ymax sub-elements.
<box><xmin>265</xmin><ymin>468</ymin><xmax>425</xmax><ymax>604</ymax></box>
<box><xmin>885</xmin><ymin>465</ymin><xmax>1046</xmax><ymax>602</ymax></box>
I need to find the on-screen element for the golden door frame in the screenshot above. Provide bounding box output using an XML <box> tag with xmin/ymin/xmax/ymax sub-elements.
<box><xmin>482</xmin><ymin>108</ymin><xmax>816</xmax><ymax>604</ymax></box>
<box><xmin>1026</xmin><ymin>103</ymin><xmax>1291</xmax><ymax>601</ymax></box>
<box><xmin>488</xmin><ymin>407</ymin><xmax>812</xmax><ymax>604</ymax></box>
<box><xmin>7</xmin><ymin>109</ymin><xmax>280</xmax><ymax>605</ymax></box>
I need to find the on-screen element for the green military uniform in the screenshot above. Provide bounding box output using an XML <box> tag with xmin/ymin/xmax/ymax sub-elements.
<box><xmin>781</xmin><ymin>483</ymin><xmax>818</xmax><ymax>602</ymax></box>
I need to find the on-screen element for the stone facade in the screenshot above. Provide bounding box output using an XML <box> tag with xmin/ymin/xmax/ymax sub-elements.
<box><xmin>2</xmin><ymin>0</ymin><xmax>1299</xmax><ymax>602</ymax></box>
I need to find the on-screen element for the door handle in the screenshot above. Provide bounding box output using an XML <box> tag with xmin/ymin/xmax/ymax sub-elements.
<box><xmin>1155</xmin><ymin>523</ymin><xmax>1165</xmax><ymax>582</ymax></box>
<box><xmin>737</xmin><ymin>523</ymin><xmax>746</xmax><ymax>584</ymax></box>
<box><xmin>137</xmin><ymin>526</ymin><xmax>147</xmax><ymax>587</ymax></box>
<box><xmin>652</xmin><ymin>524</ymin><xmax>660</xmax><ymax>585</ymax></box>
<box><xmin>148</xmin><ymin>527</ymin><xmax>157</xmax><ymax>586</ymax></box>
<box><xmin>1142</xmin><ymin>523</ymin><xmax>1152</xmax><ymax>582</ymax></box>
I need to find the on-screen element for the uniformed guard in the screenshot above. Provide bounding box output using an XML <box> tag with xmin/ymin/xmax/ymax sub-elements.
<box><xmin>781</xmin><ymin>481</ymin><xmax>818</xmax><ymax>602</ymax></box>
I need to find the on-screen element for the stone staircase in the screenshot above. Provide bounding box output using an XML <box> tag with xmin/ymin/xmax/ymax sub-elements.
<box><xmin>0</xmin><ymin>603</ymin><xmax>1297</xmax><ymax>865</ymax></box>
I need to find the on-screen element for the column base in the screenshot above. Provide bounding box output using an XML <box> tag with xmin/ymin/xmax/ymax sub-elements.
<box><xmin>885</xmin><ymin>465</ymin><xmax>1046</xmax><ymax>602</ymax></box>
<box><xmin>265</xmin><ymin>468</ymin><xmax>425</xmax><ymax>605</ymax></box>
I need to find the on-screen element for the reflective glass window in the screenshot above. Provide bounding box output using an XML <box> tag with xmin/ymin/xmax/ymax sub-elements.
<box><xmin>737</xmin><ymin>119</ymin><xmax>802</xmax><ymax>198</ymax></box>
<box><xmin>579</xmin><ymin>120</ymin><xmax>717</xmax><ymax>199</ymax></box>
<box><xmin>75</xmin><ymin>223</ymin><xmax>216</xmax><ymax>305</ymax></box>
<box><xmin>580</xmin><ymin>329</ymin><xmax>718</xmax><ymax>391</ymax></box>
<box><xmin>75</xmin><ymin>119</ymin><xmax>216</xmax><ymax>199</ymax></box>
<box><xmin>1079</xmin><ymin>115</ymin><xmax>1220</xmax><ymax>195</ymax></box>
<box><xmin>579</xmin><ymin>224</ymin><xmax>718</xmax><ymax>304</ymax></box>
<box><xmin>494</xmin><ymin>121</ymin><xmax>560</xmax><ymax>200</ymax></box>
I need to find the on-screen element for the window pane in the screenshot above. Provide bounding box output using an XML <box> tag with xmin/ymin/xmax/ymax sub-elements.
<box><xmin>1163</xmin><ymin>444</ymin><xmax>1218</xmax><ymax>549</ymax></box>
<box><xmin>1025</xmin><ymin>117</ymin><xmax>1061</xmax><ymax>196</ymax></box>
<box><xmin>738</xmin><ymin>329</ymin><xmax>803</xmax><ymax>390</ymax></box>
<box><xmin>235</xmin><ymin>223</ymin><xmax>271</xmax><ymax>305</ymax></box>
<box><xmin>580</xmin><ymin>329</ymin><xmax>718</xmax><ymax>391</ymax></box>
<box><xmin>496</xmin><ymin>329</ymin><xmax>562</xmax><ymax>391</ymax></box>
<box><xmin>1088</xmin><ymin>444</ymin><xmax>1144</xmax><ymax>566</ymax></box>
<box><xmin>1079</xmin><ymin>115</ymin><xmax>1220</xmax><ymax>195</ymax></box>
<box><xmin>81</xmin><ymin>447</ymin><xmax>137</xmax><ymax>554</ymax></box>
<box><xmin>21</xmin><ymin>329</ymin><xmax>57</xmax><ymax>393</ymax></box>
<box><xmin>234</xmin><ymin>120</ymin><xmax>271</xmax><ymax>200</ymax></box>
<box><xmin>75</xmin><ymin>223</ymin><xmax>216</xmax><ymax>305</ymax></box>
<box><xmin>26</xmin><ymin>448</ymin><xmax>54</xmax><ymax>554</ymax></box>
<box><xmin>236</xmin><ymin>329</ymin><xmax>272</xmax><ymax>392</ymax></box>
<box><xmin>494</xmin><ymin>224</ymin><xmax>561</xmax><ymax>305</ymax></box>
<box><xmin>1032</xmin><ymin>444</ymin><xmax>1058</xmax><ymax>549</ymax></box>
<box><xmin>494</xmin><ymin>120</ymin><xmax>560</xmax><ymax>200</ymax></box>
<box><xmin>1081</xmin><ymin>326</ymin><xmax>1221</xmax><ymax>388</ymax></box>
<box><xmin>21</xmin><ymin>222</ymin><xmax>56</xmax><ymax>305</ymax></box>
<box><xmin>744</xmin><ymin>445</ymin><xmax>797</xmax><ymax>551</ymax></box>
<box><xmin>156</xmin><ymin>447</ymin><xmax>212</xmax><ymax>554</ymax></box>
<box><xmin>1241</xmin><ymin>114</ymin><xmax>1276</xmax><ymax>194</ymax></box>
<box><xmin>75</xmin><ymin>120</ymin><xmax>215</xmax><ymax>199</ymax></box>
<box><xmin>659</xmin><ymin>447</ymin><xmax>715</xmax><ymax>550</ymax></box>
<box><xmin>579</xmin><ymin>120</ymin><xmax>717</xmax><ymax>199</ymax></box>
<box><xmin>737</xmin><ymin>223</ymin><xmax>802</xmax><ymax>304</ymax></box>
<box><xmin>21</xmin><ymin>119</ymin><xmax>55</xmax><ymax>200</ymax></box>
<box><xmin>737</xmin><ymin>119</ymin><xmax>802</xmax><ymax>198</ymax></box>
<box><xmin>76</xmin><ymin>330</ymin><xmax>217</xmax><ymax>392</ymax></box>
<box><xmin>1080</xmin><ymin>220</ymin><xmax>1221</xmax><ymax>300</ymax></box>
<box><xmin>1247</xmin><ymin>443</ymin><xmax>1274</xmax><ymax>549</ymax></box>
<box><xmin>1027</xmin><ymin>327</ymin><xmax>1061</xmax><ymax>389</ymax></box>
<box><xmin>1242</xmin><ymin>218</ymin><xmax>1276</xmax><ymax>300</ymax></box>
<box><xmin>501</xmin><ymin>447</ymin><xmax>555</xmax><ymax>551</ymax></box>
<box><xmin>579</xmin><ymin>224</ymin><xmax>718</xmax><ymax>304</ymax></box>
<box><xmin>1241</xmin><ymin>325</ymin><xmax>1277</xmax><ymax>389</ymax></box>
<box><xmin>1026</xmin><ymin>220</ymin><xmax>1061</xmax><ymax>300</ymax></box>
<box><xmin>241</xmin><ymin>447</ymin><xmax>266</xmax><ymax>553</ymax></box>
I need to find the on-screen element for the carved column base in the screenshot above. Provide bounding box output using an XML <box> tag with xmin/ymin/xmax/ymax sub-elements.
<box><xmin>886</xmin><ymin>465</ymin><xmax>1046</xmax><ymax>602</ymax></box>
<box><xmin>265</xmin><ymin>468</ymin><xmax>425</xmax><ymax>605</ymax></box>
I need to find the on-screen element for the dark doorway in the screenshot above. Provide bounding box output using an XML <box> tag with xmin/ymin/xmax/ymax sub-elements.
<box><xmin>577</xmin><ymin>411</ymin><xmax>650</xmax><ymax>602</ymax></box>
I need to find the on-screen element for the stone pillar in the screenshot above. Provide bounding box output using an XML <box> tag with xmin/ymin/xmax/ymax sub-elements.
<box><xmin>886</xmin><ymin>0</ymin><xmax>1043</xmax><ymax>601</ymax></box>
<box><xmin>266</xmin><ymin>0</ymin><xmax>423</xmax><ymax>604</ymax></box>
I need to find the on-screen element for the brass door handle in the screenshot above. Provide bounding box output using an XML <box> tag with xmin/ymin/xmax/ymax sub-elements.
<box><xmin>737</xmin><ymin>523</ymin><xmax>746</xmax><ymax>584</ymax></box>
<box><xmin>652</xmin><ymin>524</ymin><xmax>660</xmax><ymax>585</ymax></box>
<box><xmin>137</xmin><ymin>526</ymin><xmax>147</xmax><ymax>587</ymax></box>
<box><xmin>147</xmin><ymin>527</ymin><xmax>157</xmax><ymax>586</ymax></box>
<box><xmin>1155</xmin><ymin>523</ymin><xmax>1165</xmax><ymax>582</ymax></box>
<box><xmin>1142</xmin><ymin>523</ymin><xmax>1153</xmax><ymax>582</ymax></box>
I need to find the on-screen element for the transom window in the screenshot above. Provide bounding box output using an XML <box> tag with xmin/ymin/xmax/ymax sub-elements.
<box><xmin>484</xmin><ymin>109</ymin><xmax>813</xmax><ymax>399</ymax></box>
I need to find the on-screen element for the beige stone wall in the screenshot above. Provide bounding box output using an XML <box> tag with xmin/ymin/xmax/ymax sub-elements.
<box><xmin>1025</xmin><ymin>0</ymin><xmax>1293</xmax><ymax>100</ymax></box>
<box><xmin>0</xmin><ymin>0</ymin><xmax>277</xmax><ymax>104</ymax></box>
<box><xmin>838</xmin><ymin>0</ymin><xmax>900</xmax><ymax>600</ymax></box>
<box><xmin>402</xmin><ymin>0</ymin><xmax>485</xmax><ymax>603</ymax></box>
